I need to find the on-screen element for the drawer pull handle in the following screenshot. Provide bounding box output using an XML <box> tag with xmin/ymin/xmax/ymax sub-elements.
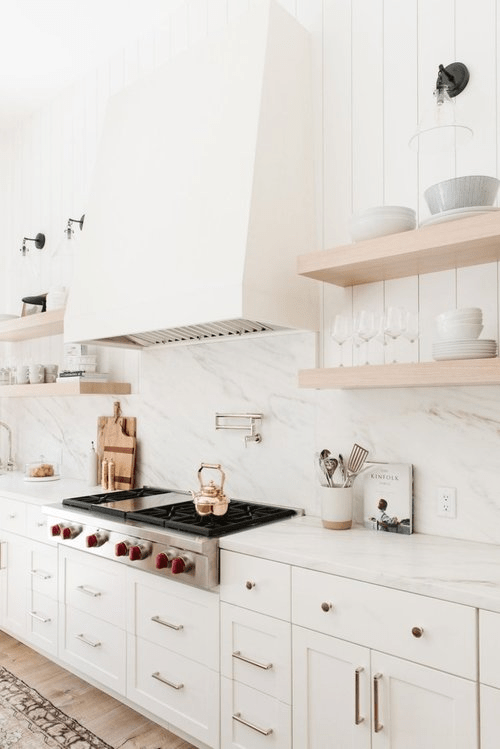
<box><xmin>354</xmin><ymin>666</ymin><xmax>364</xmax><ymax>725</ymax></box>
<box><xmin>28</xmin><ymin>611</ymin><xmax>51</xmax><ymax>623</ymax></box>
<box><xmin>373</xmin><ymin>672</ymin><xmax>383</xmax><ymax>733</ymax></box>
<box><xmin>77</xmin><ymin>585</ymin><xmax>102</xmax><ymax>597</ymax></box>
<box><xmin>232</xmin><ymin>712</ymin><xmax>273</xmax><ymax>736</ymax></box>
<box><xmin>321</xmin><ymin>601</ymin><xmax>333</xmax><ymax>612</ymax></box>
<box><xmin>245</xmin><ymin>580</ymin><xmax>256</xmax><ymax>590</ymax></box>
<box><xmin>29</xmin><ymin>569</ymin><xmax>52</xmax><ymax>580</ymax></box>
<box><xmin>151</xmin><ymin>671</ymin><xmax>184</xmax><ymax>690</ymax></box>
<box><xmin>76</xmin><ymin>633</ymin><xmax>101</xmax><ymax>648</ymax></box>
<box><xmin>36</xmin><ymin>521</ymin><xmax>46</xmax><ymax>528</ymax></box>
<box><xmin>411</xmin><ymin>626</ymin><xmax>424</xmax><ymax>638</ymax></box>
<box><xmin>8</xmin><ymin>513</ymin><xmax>16</xmax><ymax>519</ymax></box>
<box><xmin>151</xmin><ymin>615</ymin><xmax>183</xmax><ymax>631</ymax></box>
<box><xmin>232</xmin><ymin>650</ymin><xmax>273</xmax><ymax>670</ymax></box>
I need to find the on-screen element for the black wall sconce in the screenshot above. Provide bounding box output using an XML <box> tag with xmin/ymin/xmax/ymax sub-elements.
<box><xmin>434</xmin><ymin>62</ymin><xmax>469</xmax><ymax>104</ymax></box>
<box><xmin>65</xmin><ymin>214</ymin><xmax>85</xmax><ymax>239</ymax></box>
<box><xmin>20</xmin><ymin>232</ymin><xmax>45</xmax><ymax>256</ymax></box>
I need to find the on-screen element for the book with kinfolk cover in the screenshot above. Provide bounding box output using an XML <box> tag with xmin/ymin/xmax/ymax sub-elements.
<box><xmin>363</xmin><ymin>463</ymin><xmax>413</xmax><ymax>535</ymax></box>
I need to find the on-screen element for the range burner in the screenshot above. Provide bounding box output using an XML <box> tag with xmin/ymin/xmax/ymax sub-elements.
<box><xmin>62</xmin><ymin>486</ymin><xmax>167</xmax><ymax>511</ymax></box>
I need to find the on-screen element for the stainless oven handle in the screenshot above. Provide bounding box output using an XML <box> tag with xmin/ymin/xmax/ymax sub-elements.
<box><xmin>152</xmin><ymin>672</ymin><xmax>184</xmax><ymax>690</ymax></box>
<box><xmin>232</xmin><ymin>712</ymin><xmax>273</xmax><ymax>736</ymax></box>
<box><xmin>75</xmin><ymin>633</ymin><xmax>101</xmax><ymax>648</ymax></box>
<box><xmin>77</xmin><ymin>585</ymin><xmax>102</xmax><ymax>597</ymax></box>
<box><xmin>151</xmin><ymin>615</ymin><xmax>183</xmax><ymax>631</ymax></box>
<box><xmin>232</xmin><ymin>650</ymin><xmax>273</xmax><ymax>670</ymax></box>
<box><xmin>28</xmin><ymin>611</ymin><xmax>51</xmax><ymax>623</ymax></box>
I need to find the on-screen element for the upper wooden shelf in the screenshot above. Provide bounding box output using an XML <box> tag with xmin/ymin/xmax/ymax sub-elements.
<box><xmin>299</xmin><ymin>359</ymin><xmax>500</xmax><ymax>389</ymax></box>
<box><xmin>0</xmin><ymin>308</ymin><xmax>64</xmax><ymax>342</ymax></box>
<box><xmin>0</xmin><ymin>382</ymin><xmax>131</xmax><ymax>397</ymax></box>
<box><xmin>297</xmin><ymin>211</ymin><xmax>500</xmax><ymax>287</ymax></box>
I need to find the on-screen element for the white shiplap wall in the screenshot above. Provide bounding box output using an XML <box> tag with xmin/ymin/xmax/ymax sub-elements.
<box><xmin>1</xmin><ymin>0</ymin><xmax>500</xmax><ymax>543</ymax></box>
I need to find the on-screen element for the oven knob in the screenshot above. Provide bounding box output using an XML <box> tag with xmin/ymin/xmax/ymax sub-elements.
<box><xmin>86</xmin><ymin>531</ymin><xmax>108</xmax><ymax>548</ymax></box>
<box><xmin>115</xmin><ymin>541</ymin><xmax>131</xmax><ymax>557</ymax></box>
<box><xmin>62</xmin><ymin>525</ymin><xmax>81</xmax><ymax>540</ymax></box>
<box><xmin>171</xmin><ymin>554</ymin><xmax>194</xmax><ymax>575</ymax></box>
<box><xmin>155</xmin><ymin>549</ymin><xmax>177</xmax><ymax>570</ymax></box>
<box><xmin>50</xmin><ymin>523</ymin><xmax>62</xmax><ymax>537</ymax></box>
<box><xmin>129</xmin><ymin>542</ymin><xmax>151</xmax><ymax>561</ymax></box>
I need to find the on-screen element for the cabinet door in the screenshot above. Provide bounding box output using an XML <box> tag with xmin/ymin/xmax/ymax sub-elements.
<box><xmin>292</xmin><ymin>625</ymin><xmax>370</xmax><ymax>749</ymax></box>
<box><xmin>480</xmin><ymin>684</ymin><xmax>500</xmax><ymax>749</ymax></box>
<box><xmin>1</xmin><ymin>533</ymin><xmax>28</xmax><ymax>636</ymax></box>
<box><xmin>371</xmin><ymin>651</ymin><xmax>478</xmax><ymax>749</ymax></box>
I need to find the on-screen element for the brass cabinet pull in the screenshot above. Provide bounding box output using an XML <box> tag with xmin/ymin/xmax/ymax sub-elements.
<box><xmin>411</xmin><ymin>626</ymin><xmax>424</xmax><ymax>638</ymax></box>
<box><xmin>77</xmin><ymin>584</ymin><xmax>101</xmax><ymax>597</ymax></box>
<box><xmin>28</xmin><ymin>611</ymin><xmax>51</xmax><ymax>623</ymax></box>
<box><xmin>75</xmin><ymin>633</ymin><xmax>101</xmax><ymax>648</ymax></box>
<box><xmin>232</xmin><ymin>650</ymin><xmax>273</xmax><ymax>670</ymax></box>
<box><xmin>151</xmin><ymin>615</ymin><xmax>183</xmax><ymax>631</ymax></box>
<box><xmin>245</xmin><ymin>580</ymin><xmax>256</xmax><ymax>590</ymax></box>
<box><xmin>152</xmin><ymin>671</ymin><xmax>184</xmax><ymax>690</ymax></box>
<box><xmin>321</xmin><ymin>601</ymin><xmax>333</xmax><ymax>612</ymax></box>
<box><xmin>355</xmin><ymin>666</ymin><xmax>364</xmax><ymax>724</ymax></box>
<box><xmin>29</xmin><ymin>569</ymin><xmax>52</xmax><ymax>580</ymax></box>
<box><xmin>373</xmin><ymin>672</ymin><xmax>383</xmax><ymax>733</ymax></box>
<box><xmin>232</xmin><ymin>712</ymin><xmax>273</xmax><ymax>736</ymax></box>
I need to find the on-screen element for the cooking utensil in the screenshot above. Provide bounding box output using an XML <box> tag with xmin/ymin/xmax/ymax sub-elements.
<box><xmin>343</xmin><ymin>443</ymin><xmax>369</xmax><ymax>487</ymax></box>
<box><xmin>338</xmin><ymin>454</ymin><xmax>346</xmax><ymax>485</ymax></box>
<box><xmin>319</xmin><ymin>449</ymin><xmax>332</xmax><ymax>487</ymax></box>
<box><xmin>324</xmin><ymin>457</ymin><xmax>338</xmax><ymax>487</ymax></box>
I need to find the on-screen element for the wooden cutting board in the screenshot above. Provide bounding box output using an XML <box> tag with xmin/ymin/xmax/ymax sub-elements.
<box><xmin>97</xmin><ymin>402</ymin><xmax>137</xmax><ymax>490</ymax></box>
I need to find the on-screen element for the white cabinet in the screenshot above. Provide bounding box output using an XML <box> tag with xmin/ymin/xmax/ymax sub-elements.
<box><xmin>1</xmin><ymin>531</ymin><xmax>29</xmax><ymax>637</ymax></box>
<box><xmin>479</xmin><ymin>609</ymin><xmax>500</xmax><ymax>748</ymax></box>
<box><xmin>291</xmin><ymin>567</ymin><xmax>478</xmax><ymax>748</ymax></box>
<box><xmin>26</xmin><ymin>540</ymin><xmax>58</xmax><ymax>655</ymax></box>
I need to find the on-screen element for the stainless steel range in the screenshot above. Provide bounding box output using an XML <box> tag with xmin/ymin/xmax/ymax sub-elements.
<box><xmin>43</xmin><ymin>487</ymin><xmax>298</xmax><ymax>590</ymax></box>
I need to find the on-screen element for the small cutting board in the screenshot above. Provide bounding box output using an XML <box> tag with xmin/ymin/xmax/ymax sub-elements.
<box><xmin>97</xmin><ymin>402</ymin><xmax>136</xmax><ymax>489</ymax></box>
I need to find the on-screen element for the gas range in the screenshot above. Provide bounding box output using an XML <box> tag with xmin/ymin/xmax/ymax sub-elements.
<box><xmin>43</xmin><ymin>487</ymin><xmax>299</xmax><ymax>590</ymax></box>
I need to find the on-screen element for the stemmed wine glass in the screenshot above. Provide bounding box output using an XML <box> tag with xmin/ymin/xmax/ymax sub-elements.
<box><xmin>355</xmin><ymin>310</ymin><xmax>379</xmax><ymax>365</ymax></box>
<box><xmin>401</xmin><ymin>311</ymin><xmax>419</xmax><ymax>362</ymax></box>
<box><xmin>330</xmin><ymin>314</ymin><xmax>352</xmax><ymax>367</ymax></box>
<box><xmin>384</xmin><ymin>307</ymin><xmax>406</xmax><ymax>363</ymax></box>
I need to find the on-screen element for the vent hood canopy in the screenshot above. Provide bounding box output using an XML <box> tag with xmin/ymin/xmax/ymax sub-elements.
<box><xmin>64</xmin><ymin>0</ymin><xmax>318</xmax><ymax>348</ymax></box>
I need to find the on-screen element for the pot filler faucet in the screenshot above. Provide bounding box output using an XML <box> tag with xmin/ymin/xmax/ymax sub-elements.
<box><xmin>0</xmin><ymin>421</ymin><xmax>15</xmax><ymax>471</ymax></box>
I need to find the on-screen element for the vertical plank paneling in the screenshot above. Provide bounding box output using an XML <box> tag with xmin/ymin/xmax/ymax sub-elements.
<box><xmin>154</xmin><ymin>20</ymin><xmax>172</xmax><ymax>67</ymax></box>
<box><xmin>353</xmin><ymin>281</ymin><xmax>384</xmax><ymax>365</ymax></box>
<box><xmin>457</xmin><ymin>263</ymin><xmax>498</xmax><ymax>342</ymax></box>
<box><xmin>171</xmin><ymin>3</ymin><xmax>189</xmax><ymax>56</ymax></box>
<box><xmin>419</xmin><ymin>269</ymin><xmax>456</xmax><ymax>361</ymax></box>
<box><xmin>188</xmin><ymin>0</ymin><xmax>208</xmax><ymax>46</ymax></box>
<box><xmin>351</xmin><ymin>0</ymin><xmax>384</xmax><ymax>212</ymax></box>
<box><xmin>384</xmin><ymin>277</ymin><xmax>419</xmax><ymax>363</ymax></box>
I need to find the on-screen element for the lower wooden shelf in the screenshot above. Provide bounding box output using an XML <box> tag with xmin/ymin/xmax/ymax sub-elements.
<box><xmin>0</xmin><ymin>382</ymin><xmax>131</xmax><ymax>397</ymax></box>
<box><xmin>299</xmin><ymin>359</ymin><xmax>500</xmax><ymax>389</ymax></box>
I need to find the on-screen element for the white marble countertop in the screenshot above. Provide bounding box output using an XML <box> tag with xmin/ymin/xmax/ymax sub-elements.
<box><xmin>220</xmin><ymin>515</ymin><xmax>500</xmax><ymax>613</ymax></box>
<box><xmin>0</xmin><ymin>471</ymin><xmax>98</xmax><ymax>506</ymax></box>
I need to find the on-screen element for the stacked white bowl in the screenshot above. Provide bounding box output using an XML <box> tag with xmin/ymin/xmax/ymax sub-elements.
<box><xmin>433</xmin><ymin>308</ymin><xmax>497</xmax><ymax>360</ymax></box>
<box><xmin>350</xmin><ymin>206</ymin><xmax>416</xmax><ymax>242</ymax></box>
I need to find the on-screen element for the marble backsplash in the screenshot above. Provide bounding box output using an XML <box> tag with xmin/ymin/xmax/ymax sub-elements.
<box><xmin>1</xmin><ymin>330</ymin><xmax>500</xmax><ymax>545</ymax></box>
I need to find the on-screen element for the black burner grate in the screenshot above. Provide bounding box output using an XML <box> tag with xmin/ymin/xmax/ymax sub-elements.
<box><xmin>62</xmin><ymin>486</ymin><xmax>169</xmax><ymax>511</ymax></box>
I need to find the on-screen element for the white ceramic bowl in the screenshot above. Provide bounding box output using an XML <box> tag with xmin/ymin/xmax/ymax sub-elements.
<box><xmin>436</xmin><ymin>308</ymin><xmax>482</xmax><ymax>321</ymax></box>
<box><xmin>350</xmin><ymin>206</ymin><xmax>416</xmax><ymax>242</ymax></box>
<box><xmin>424</xmin><ymin>176</ymin><xmax>500</xmax><ymax>215</ymax></box>
<box><xmin>436</xmin><ymin>322</ymin><xmax>483</xmax><ymax>341</ymax></box>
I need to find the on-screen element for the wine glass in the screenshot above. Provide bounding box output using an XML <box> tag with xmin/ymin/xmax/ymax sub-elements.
<box><xmin>384</xmin><ymin>307</ymin><xmax>405</xmax><ymax>363</ymax></box>
<box><xmin>402</xmin><ymin>311</ymin><xmax>419</xmax><ymax>362</ymax></box>
<box><xmin>330</xmin><ymin>314</ymin><xmax>352</xmax><ymax>366</ymax></box>
<box><xmin>355</xmin><ymin>310</ymin><xmax>379</xmax><ymax>365</ymax></box>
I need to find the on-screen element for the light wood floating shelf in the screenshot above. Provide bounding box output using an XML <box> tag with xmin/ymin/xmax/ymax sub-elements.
<box><xmin>0</xmin><ymin>382</ymin><xmax>131</xmax><ymax>397</ymax></box>
<box><xmin>297</xmin><ymin>212</ymin><xmax>500</xmax><ymax>287</ymax></box>
<box><xmin>299</xmin><ymin>359</ymin><xmax>500</xmax><ymax>390</ymax></box>
<box><xmin>0</xmin><ymin>308</ymin><xmax>65</xmax><ymax>341</ymax></box>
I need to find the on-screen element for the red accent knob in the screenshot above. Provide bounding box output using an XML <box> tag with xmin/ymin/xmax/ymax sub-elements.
<box><xmin>86</xmin><ymin>534</ymin><xmax>97</xmax><ymax>548</ymax></box>
<box><xmin>62</xmin><ymin>527</ymin><xmax>72</xmax><ymax>540</ymax></box>
<box><xmin>155</xmin><ymin>552</ymin><xmax>170</xmax><ymax>570</ymax></box>
<box><xmin>129</xmin><ymin>545</ymin><xmax>142</xmax><ymax>561</ymax></box>
<box><xmin>171</xmin><ymin>557</ymin><xmax>185</xmax><ymax>574</ymax></box>
<box><xmin>115</xmin><ymin>541</ymin><xmax>128</xmax><ymax>557</ymax></box>
<box><xmin>51</xmin><ymin>524</ymin><xmax>61</xmax><ymax>536</ymax></box>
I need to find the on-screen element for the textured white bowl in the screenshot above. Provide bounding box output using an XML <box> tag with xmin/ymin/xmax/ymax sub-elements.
<box><xmin>350</xmin><ymin>206</ymin><xmax>416</xmax><ymax>242</ymax></box>
<box><xmin>436</xmin><ymin>322</ymin><xmax>483</xmax><ymax>341</ymax></box>
<box><xmin>424</xmin><ymin>176</ymin><xmax>500</xmax><ymax>215</ymax></box>
<box><xmin>436</xmin><ymin>307</ymin><xmax>482</xmax><ymax>322</ymax></box>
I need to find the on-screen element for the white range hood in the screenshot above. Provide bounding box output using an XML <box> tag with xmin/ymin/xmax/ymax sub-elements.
<box><xmin>64</xmin><ymin>0</ymin><xmax>319</xmax><ymax>348</ymax></box>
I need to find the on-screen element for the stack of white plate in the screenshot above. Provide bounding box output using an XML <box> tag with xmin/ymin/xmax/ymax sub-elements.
<box><xmin>432</xmin><ymin>339</ymin><xmax>497</xmax><ymax>361</ymax></box>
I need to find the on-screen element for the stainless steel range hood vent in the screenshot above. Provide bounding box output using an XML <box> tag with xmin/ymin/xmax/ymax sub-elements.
<box><xmin>64</xmin><ymin>0</ymin><xmax>319</xmax><ymax>349</ymax></box>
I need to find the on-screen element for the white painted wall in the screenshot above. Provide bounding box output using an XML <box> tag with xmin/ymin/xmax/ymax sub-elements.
<box><xmin>1</xmin><ymin>0</ymin><xmax>500</xmax><ymax>545</ymax></box>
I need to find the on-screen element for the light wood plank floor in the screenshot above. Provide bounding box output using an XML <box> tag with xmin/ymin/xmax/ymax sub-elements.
<box><xmin>0</xmin><ymin>630</ymin><xmax>197</xmax><ymax>749</ymax></box>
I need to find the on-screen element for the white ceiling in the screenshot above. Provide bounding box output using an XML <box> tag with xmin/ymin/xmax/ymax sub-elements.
<box><xmin>0</xmin><ymin>0</ymin><xmax>185</xmax><ymax>132</ymax></box>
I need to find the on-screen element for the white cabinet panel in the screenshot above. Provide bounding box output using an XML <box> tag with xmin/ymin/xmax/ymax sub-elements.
<box><xmin>25</xmin><ymin>504</ymin><xmax>56</xmax><ymax>545</ymax></box>
<box><xmin>2</xmin><ymin>532</ymin><xmax>28</xmax><ymax>637</ymax></box>
<box><xmin>480</xmin><ymin>609</ymin><xmax>500</xmax><ymax>688</ymax></box>
<box><xmin>28</xmin><ymin>543</ymin><xmax>57</xmax><ymax>600</ymax></box>
<box><xmin>0</xmin><ymin>497</ymin><xmax>26</xmax><ymax>536</ymax></box>
<box><xmin>220</xmin><ymin>551</ymin><xmax>290</xmax><ymax>620</ymax></box>
<box><xmin>27</xmin><ymin>590</ymin><xmax>58</xmax><ymax>656</ymax></box>
<box><xmin>480</xmin><ymin>684</ymin><xmax>500</xmax><ymax>749</ymax></box>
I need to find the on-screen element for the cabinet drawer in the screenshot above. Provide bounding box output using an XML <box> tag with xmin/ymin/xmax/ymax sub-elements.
<box><xmin>221</xmin><ymin>676</ymin><xmax>291</xmax><ymax>749</ymax></box>
<box><xmin>127</xmin><ymin>635</ymin><xmax>219</xmax><ymax>748</ymax></box>
<box><xmin>220</xmin><ymin>551</ymin><xmax>290</xmax><ymax>620</ymax></box>
<box><xmin>480</xmin><ymin>610</ymin><xmax>500</xmax><ymax>688</ymax></box>
<box><xmin>61</xmin><ymin>548</ymin><xmax>126</xmax><ymax>627</ymax></box>
<box><xmin>25</xmin><ymin>504</ymin><xmax>56</xmax><ymax>545</ymax></box>
<box><xmin>128</xmin><ymin>569</ymin><xmax>219</xmax><ymax>670</ymax></box>
<box><xmin>0</xmin><ymin>498</ymin><xmax>26</xmax><ymax>535</ymax></box>
<box><xmin>27</xmin><ymin>591</ymin><xmax>58</xmax><ymax>656</ymax></box>
<box><xmin>28</xmin><ymin>544</ymin><xmax>57</xmax><ymax>599</ymax></box>
<box><xmin>292</xmin><ymin>567</ymin><xmax>476</xmax><ymax>679</ymax></box>
<box><xmin>60</xmin><ymin>605</ymin><xmax>126</xmax><ymax>694</ymax></box>
<box><xmin>221</xmin><ymin>603</ymin><xmax>291</xmax><ymax>703</ymax></box>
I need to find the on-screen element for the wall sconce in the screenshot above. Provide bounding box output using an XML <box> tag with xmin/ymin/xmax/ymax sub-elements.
<box><xmin>409</xmin><ymin>61</ymin><xmax>472</xmax><ymax>152</ymax></box>
<box><xmin>19</xmin><ymin>232</ymin><xmax>45</xmax><ymax>256</ymax></box>
<box><xmin>65</xmin><ymin>214</ymin><xmax>85</xmax><ymax>239</ymax></box>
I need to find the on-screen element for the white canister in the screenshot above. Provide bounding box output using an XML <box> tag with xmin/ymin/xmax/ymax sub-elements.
<box><xmin>320</xmin><ymin>486</ymin><xmax>353</xmax><ymax>530</ymax></box>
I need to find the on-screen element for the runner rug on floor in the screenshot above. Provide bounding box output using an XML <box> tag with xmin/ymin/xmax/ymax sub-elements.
<box><xmin>0</xmin><ymin>666</ymin><xmax>114</xmax><ymax>748</ymax></box>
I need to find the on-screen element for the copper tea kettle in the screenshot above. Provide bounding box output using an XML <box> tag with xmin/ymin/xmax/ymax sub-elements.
<box><xmin>191</xmin><ymin>463</ymin><xmax>229</xmax><ymax>516</ymax></box>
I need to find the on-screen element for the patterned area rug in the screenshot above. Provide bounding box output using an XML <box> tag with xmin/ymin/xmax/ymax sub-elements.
<box><xmin>0</xmin><ymin>666</ymin><xmax>114</xmax><ymax>748</ymax></box>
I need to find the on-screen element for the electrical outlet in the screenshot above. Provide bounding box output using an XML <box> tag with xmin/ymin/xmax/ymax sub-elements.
<box><xmin>437</xmin><ymin>487</ymin><xmax>456</xmax><ymax>518</ymax></box>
